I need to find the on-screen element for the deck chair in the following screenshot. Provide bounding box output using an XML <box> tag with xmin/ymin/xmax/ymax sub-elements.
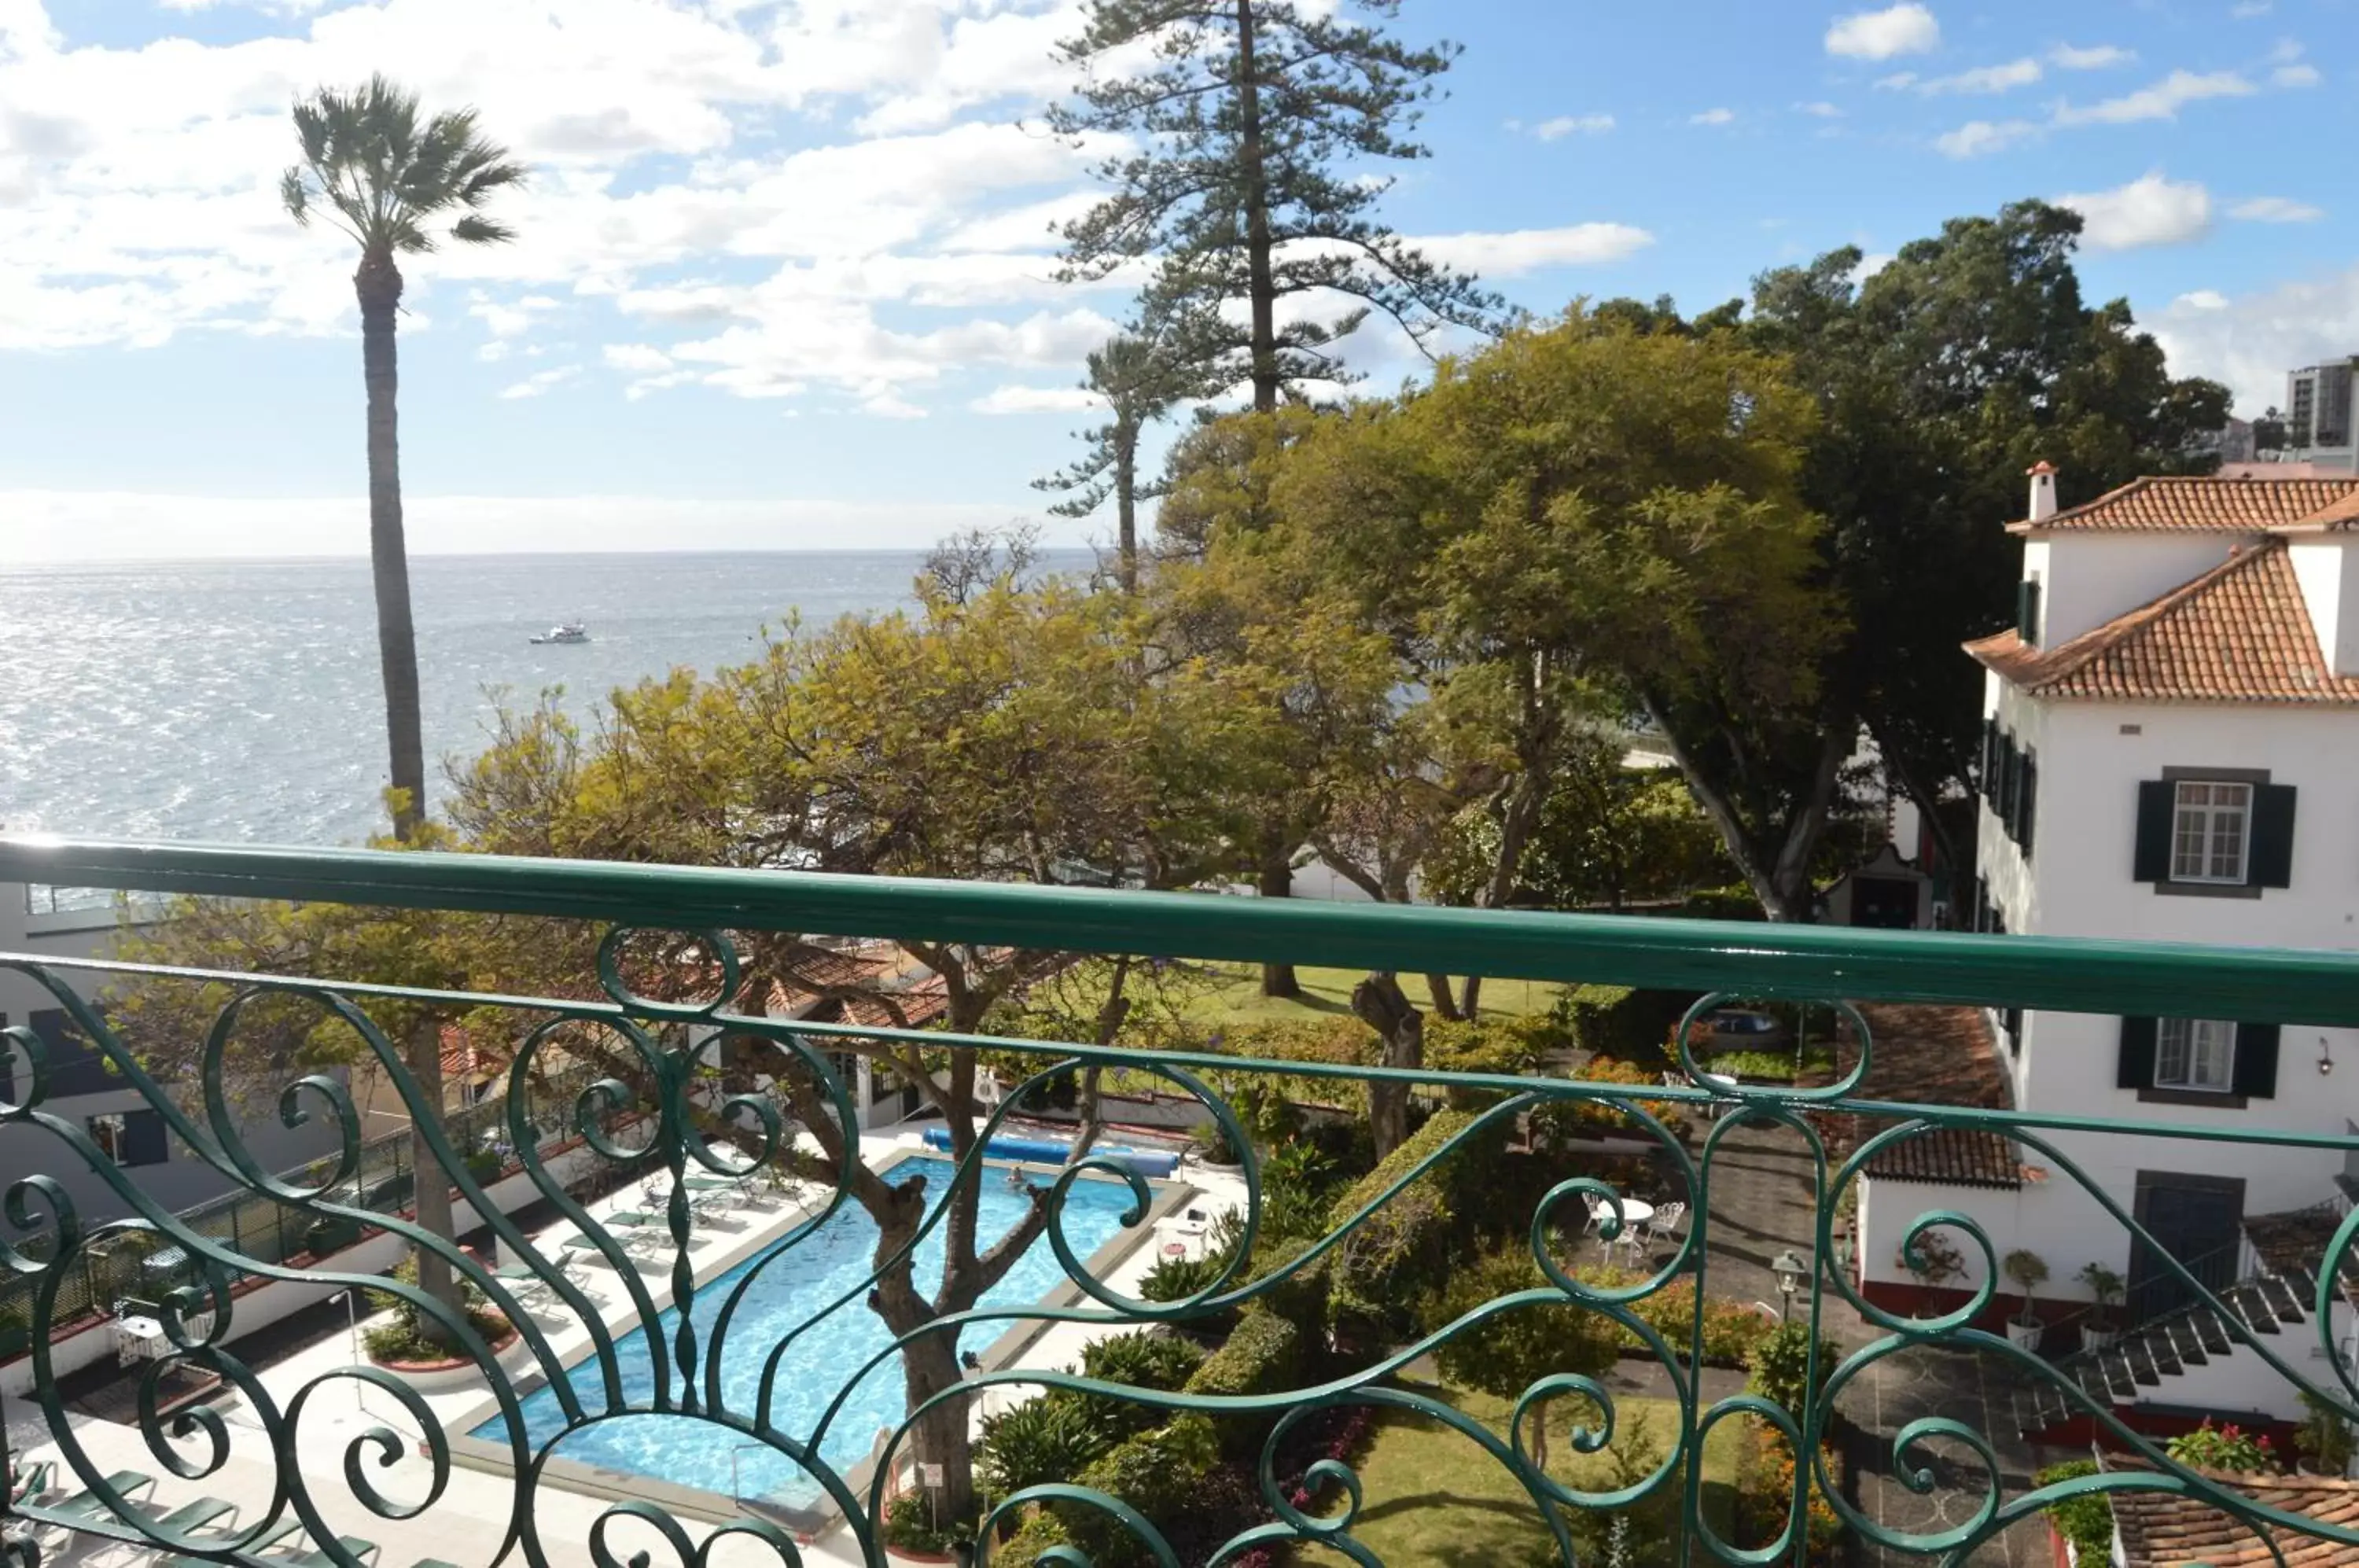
<box><xmin>8</xmin><ymin>1460</ymin><xmax>55</xmax><ymax>1505</ymax></box>
<box><xmin>276</xmin><ymin>1533</ymin><xmax>381</xmax><ymax>1568</ymax></box>
<box><xmin>160</xmin><ymin>1513</ymin><xmax>302</xmax><ymax>1566</ymax></box>
<box><xmin>31</xmin><ymin>1469</ymin><xmax>156</xmax><ymax>1526</ymax></box>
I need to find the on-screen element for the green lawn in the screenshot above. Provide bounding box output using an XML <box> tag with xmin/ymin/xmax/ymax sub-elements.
<box><xmin>1298</xmin><ymin>1384</ymin><xmax>1741</xmax><ymax>1568</ymax></box>
<box><xmin>1167</xmin><ymin>963</ymin><xmax>1566</xmax><ymax>1024</ymax></box>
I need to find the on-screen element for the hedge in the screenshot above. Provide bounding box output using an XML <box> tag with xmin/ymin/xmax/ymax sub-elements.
<box><xmin>1323</xmin><ymin>1108</ymin><xmax>1503</xmax><ymax>1334</ymax></box>
<box><xmin>1183</xmin><ymin>1308</ymin><xmax>1304</xmax><ymax>1458</ymax></box>
<box><xmin>1241</xmin><ymin>1235</ymin><xmax>1330</xmax><ymax>1346</ymax></box>
<box><xmin>990</xmin><ymin>1511</ymin><xmax>1072</xmax><ymax>1567</ymax></box>
<box><xmin>1061</xmin><ymin>1414</ymin><xmax>1221</xmax><ymax>1568</ymax></box>
<box><xmin>1559</xmin><ymin>985</ymin><xmax>1693</xmax><ymax>1062</ymax></box>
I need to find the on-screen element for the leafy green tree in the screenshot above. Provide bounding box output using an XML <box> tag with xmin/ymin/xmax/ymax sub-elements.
<box><xmin>280</xmin><ymin>75</ymin><xmax>524</xmax><ymax>842</ymax></box>
<box><xmin>1051</xmin><ymin>0</ymin><xmax>1499</xmax><ymax>412</ymax></box>
<box><xmin>1275</xmin><ymin>307</ymin><xmax>1836</xmax><ymax>922</ymax></box>
<box><xmin>1036</xmin><ymin>332</ymin><xmax>1204</xmax><ymax>591</ymax></box>
<box><xmin>1739</xmin><ymin>201</ymin><xmax>2230</xmax><ymax>874</ymax></box>
<box><xmin>1422</xmin><ymin>1245</ymin><xmax>1621</xmax><ymax>1471</ymax></box>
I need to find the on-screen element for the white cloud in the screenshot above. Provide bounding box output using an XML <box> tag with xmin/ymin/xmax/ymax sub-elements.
<box><xmin>601</xmin><ymin>342</ymin><xmax>674</xmax><ymax>374</ymax></box>
<box><xmin>1856</xmin><ymin>252</ymin><xmax>1897</xmax><ymax>280</ymax></box>
<box><xmin>1917</xmin><ymin>57</ymin><xmax>2042</xmax><ymax>94</ymax></box>
<box><xmin>2048</xmin><ymin>43</ymin><xmax>2134</xmax><ymax>70</ymax></box>
<box><xmin>1825</xmin><ymin>3</ymin><xmax>1941</xmax><ymax>59</ymax></box>
<box><xmin>2272</xmin><ymin>63</ymin><xmax>2320</xmax><ymax>87</ymax></box>
<box><xmin>2057</xmin><ymin>171</ymin><xmax>2213</xmax><ymax>251</ymax></box>
<box><xmin>2173</xmin><ymin>289</ymin><xmax>2231</xmax><ymax>311</ymax></box>
<box><xmin>2231</xmin><ymin>195</ymin><xmax>2324</xmax><ymax>223</ymax></box>
<box><xmin>2154</xmin><ymin>266</ymin><xmax>2359</xmax><ymax>410</ymax></box>
<box><xmin>1413</xmin><ymin>223</ymin><xmax>1656</xmax><ymax>274</ymax></box>
<box><xmin>859</xmin><ymin>392</ymin><xmax>928</xmax><ymax>419</ymax></box>
<box><xmin>469</xmin><ymin>291</ymin><xmax>562</xmax><ymax>339</ymax></box>
<box><xmin>970</xmin><ymin>383</ymin><xmax>1102</xmax><ymax>414</ymax></box>
<box><xmin>1688</xmin><ymin>107</ymin><xmax>1735</xmax><ymax>126</ymax></box>
<box><xmin>1529</xmin><ymin>112</ymin><xmax>1615</xmax><ymax>139</ymax></box>
<box><xmin>1795</xmin><ymin>101</ymin><xmax>1845</xmax><ymax>118</ymax></box>
<box><xmin>1874</xmin><ymin>72</ymin><xmax>1916</xmax><ymax>90</ymax></box>
<box><xmin>2054</xmin><ymin>69</ymin><xmax>2256</xmax><ymax>125</ymax></box>
<box><xmin>498</xmin><ymin>365</ymin><xmax>581</xmax><ymax>399</ymax></box>
<box><xmin>1935</xmin><ymin>119</ymin><xmax>2040</xmax><ymax>157</ymax></box>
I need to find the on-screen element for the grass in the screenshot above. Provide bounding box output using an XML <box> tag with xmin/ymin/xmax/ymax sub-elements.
<box><xmin>1161</xmin><ymin>963</ymin><xmax>1566</xmax><ymax>1025</ymax></box>
<box><xmin>1298</xmin><ymin>1384</ymin><xmax>1740</xmax><ymax>1568</ymax></box>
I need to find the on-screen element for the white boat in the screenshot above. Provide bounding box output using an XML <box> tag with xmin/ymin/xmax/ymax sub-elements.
<box><xmin>530</xmin><ymin>622</ymin><xmax>591</xmax><ymax>645</ymax></box>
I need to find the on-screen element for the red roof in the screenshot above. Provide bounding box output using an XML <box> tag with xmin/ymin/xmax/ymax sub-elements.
<box><xmin>2008</xmin><ymin>475</ymin><xmax>2359</xmax><ymax>535</ymax></box>
<box><xmin>1968</xmin><ymin>540</ymin><xmax>2359</xmax><ymax>705</ymax></box>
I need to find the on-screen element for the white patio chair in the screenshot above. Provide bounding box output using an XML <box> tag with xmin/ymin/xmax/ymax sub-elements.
<box><xmin>1643</xmin><ymin>1200</ymin><xmax>1688</xmax><ymax>1254</ymax></box>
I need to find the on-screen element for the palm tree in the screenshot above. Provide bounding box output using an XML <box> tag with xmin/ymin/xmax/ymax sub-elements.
<box><xmin>281</xmin><ymin>74</ymin><xmax>524</xmax><ymax>842</ymax></box>
<box><xmin>282</xmin><ymin>77</ymin><xmax>521</xmax><ymax>1345</ymax></box>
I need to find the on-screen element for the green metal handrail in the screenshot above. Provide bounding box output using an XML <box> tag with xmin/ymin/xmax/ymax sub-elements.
<box><xmin>5</xmin><ymin>833</ymin><xmax>2359</xmax><ymax>1568</ymax></box>
<box><xmin>7</xmin><ymin>834</ymin><xmax>2359</xmax><ymax>1023</ymax></box>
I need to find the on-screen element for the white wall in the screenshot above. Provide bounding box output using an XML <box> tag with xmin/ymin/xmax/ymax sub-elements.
<box><xmin>2032</xmin><ymin>534</ymin><xmax>2246</xmax><ymax>646</ymax></box>
<box><xmin>1858</xmin><ymin>1174</ymin><xmax>2114</xmax><ymax>1300</ymax></box>
<box><xmin>2290</xmin><ymin>538</ymin><xmax>2359</xmax><ymax>676</ymax></box>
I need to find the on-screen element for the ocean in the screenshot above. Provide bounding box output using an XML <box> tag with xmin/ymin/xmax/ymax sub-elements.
<box><xmin>0</xmin><ymin>550</ymin><xmax>1093</xmax><ymax>858</ymax></box>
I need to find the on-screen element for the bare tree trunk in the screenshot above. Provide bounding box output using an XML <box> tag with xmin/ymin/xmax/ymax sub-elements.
<box><xmin>1234</xmin><ymin>0</ymin><xmax>1278</xmax><ymax>414</ymax></box>
<box><xmin>1457</xmin><ymin>765</ymin><xmax>1548</xmax><ymax>1018</ymax></box>
<box><xmin>356</xmin><ymin>249</ymin><xmax>425</xmax><ymax>841</ymax></box>
<box><xmin>405</xmin><ymin>1018</ymin><xmax>463</xmax><ymax>1345</ymax></box>
<box><xmin>1257</xmin><ymin>830</ymin><xmax>1301</xmax><ymax>999</ymax></box>
<box><xmin>1423</xmin><ymin>974</ymin><xmax>1462</xmax><ymax>1022</ymax></box>
<box><xmin>1352</xmin><ymin>972</ymin><xmax>1423</xmax><ymax>1160</ymax></box>
<box><xmin>900</xmin><ymin>1317</ymin><xmax>975</xmax><ymax>1521</ymax></box>
<box><xmin>1640</xmin><ymin>695</ymin><xmax>1846</xmax><ymax>924</ymax></box>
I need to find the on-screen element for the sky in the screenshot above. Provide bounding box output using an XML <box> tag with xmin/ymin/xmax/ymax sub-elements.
<box><xmin>1</xmin><ymin>0</ymin><xmax>2353</xmax><ymax>561</ymax></box>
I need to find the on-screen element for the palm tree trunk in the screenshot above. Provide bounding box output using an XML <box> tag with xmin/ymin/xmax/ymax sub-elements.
<box><xmin>1114</xmin><ymin>418</ymin><xmax>1139</xmax><ymax>594</ymax></box>
<box><xmin>407</xmin><ymin>1018</ymin><xmax>464</xmax><ymax>1346</ymax></box>
<box><xmin>357</xmin><ymin>249</ymin><xmax>427</xmax><ymax>841</ymax></box>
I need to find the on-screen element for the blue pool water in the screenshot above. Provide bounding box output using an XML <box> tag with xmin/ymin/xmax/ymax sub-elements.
<box><xmin>467</xmin><ymin>1157</ymin><xmax>1146</xmax><ymax>1510</ymax></box>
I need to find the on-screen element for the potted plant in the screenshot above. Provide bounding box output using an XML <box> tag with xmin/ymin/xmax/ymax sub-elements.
<box><xmin>2298</xmin><ymin>1392</ymin><xmax>2354</xmax><ymax>1477</ymax></box>
<box><xmin>2077</xmin><ymin>1261</ymin><xmax>2125</xmax><ymax>1353</ymax></box>
<box><xmin>1897</xmin><ymin>1229</ymin><xmax>1966</xmax><ymax>1316</ymax></box>
<box><xmin>2003</xmin><ymin>1249</ymin><xmax>2050</xmax><ymax>1352</ymax></box>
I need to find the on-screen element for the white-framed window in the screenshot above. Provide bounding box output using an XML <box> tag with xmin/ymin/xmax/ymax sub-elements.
<box><xmin>2156</xmin><ymin>1018</ymin><xmax>2237</xmax><ymax>1092</ymax></box>
<box><xmin>2171</xmin><ymin>781</ymin><xmax>2251</xmax><ymax>884</ymax></box>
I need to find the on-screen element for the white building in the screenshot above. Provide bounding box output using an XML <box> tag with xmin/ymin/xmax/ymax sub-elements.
<box><xmin>1856</xmin><ymin>466</ymin><xmax>2359</xmax><ymax>1430</ymax></box>
<box><xmin>2286</xmin><ymin>359</ymin><xmax>2358</xmax><ymax>474</ymax></box>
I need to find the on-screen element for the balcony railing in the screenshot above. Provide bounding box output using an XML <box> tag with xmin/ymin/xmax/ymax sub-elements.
<box><xmin>0</xmin><ymin>834</ymin><xmax>2357</xmax><ymax>1567</ymax></box>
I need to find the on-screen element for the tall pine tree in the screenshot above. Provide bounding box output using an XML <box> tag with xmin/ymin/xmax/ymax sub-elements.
<box><xmin>1034</xmin><ymin>331</ymin><xmax>1201</xmax><ymax>592</ymax></box>
<box><xmin>1050</xmin><ymin>1</ymin><xmax>1499</xmax><ymax>414</ymax></box>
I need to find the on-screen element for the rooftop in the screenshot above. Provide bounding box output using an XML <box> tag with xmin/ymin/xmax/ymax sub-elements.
<box><xmin>2008</xmin><ymin>474</ymin><xmax>2359</xmax><ymax>535</ymax></box>
<box><xmin>1823</xmin><ymin>1004</ymin><xmax>2024</xmax><ymax>1190</ymax></box>
<box><xmin>1966</xmin><ymin>539</ymin><xmax>2359</xmax><ymax>705</ymax></box>
<box><xmin>2111</xmin><ymin>1464</ymin><xmax>2359</xmax><ymax>1566</ymax></box>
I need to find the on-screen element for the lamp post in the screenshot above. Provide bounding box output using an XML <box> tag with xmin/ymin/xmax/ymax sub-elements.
<box><xmin>1772</xmin><ymin>1250</ymin><xmax>1807</xmax><ymax>1323</ymax></box>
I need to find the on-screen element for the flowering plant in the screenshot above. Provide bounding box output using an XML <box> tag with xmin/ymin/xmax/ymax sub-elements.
<box><xmin>2168</xmin><ymin>1419</ymin><xmax>2276</xmax><ymax>1472</ymax></box>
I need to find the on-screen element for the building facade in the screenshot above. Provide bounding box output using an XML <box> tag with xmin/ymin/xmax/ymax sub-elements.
<box><xmin>1857</xmin><ymin>467</ymin><xmax>2359</xmax><ymax>1425</ymax></box>
<box><xmin>2286</xmin><ymin>359</ymin><xmax>2359</xmax><ymax>474</ymax></box>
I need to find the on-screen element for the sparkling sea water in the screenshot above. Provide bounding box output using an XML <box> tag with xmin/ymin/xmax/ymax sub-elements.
<box><xmin>470</xmin><ymin>1155</ymin><xmax>1143</xmax><ymax>1511</ymax></box>
<box><xmin>0</xmin><ymin>551</ymin><xmax>1091</xmax><ymax>856</ymax></box>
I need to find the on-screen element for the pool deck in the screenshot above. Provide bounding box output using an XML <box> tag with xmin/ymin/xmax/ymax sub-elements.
<box><xmin>2</xmin><ymin>1128</ymin><xmax>1244</xmax><ymax>1568</ymax></box>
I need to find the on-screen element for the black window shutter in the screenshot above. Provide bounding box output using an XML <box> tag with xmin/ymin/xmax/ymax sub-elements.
<box><xmin>2133</xmin><ymin>781</ymin><xmax>2174</xmax><ymax>882</ymax></box>
<box><xmin>2250</xmin><ymin>784</ymin><xmax>2297</xmax><ymax>889</ymax></box>
<box><xmin>2118</xmin><ymin>1017</ymin><xmax>2158</xmax><ymax>1089</ymax></box>
<box><xmin>2020</xmin><ymin>749</ymin><xmax>2037</xmax><ymax>859</ymax></box>
<box><xmin>1997</xmin><ymin>733</ymin><xmax>2018</xmax><ymax>825</ymax></box>
<box><xmin>2233</xmin><ymin>1023</ymin><xmax>2280</xmax><ymax>1099</ymax></box>
<box><xmin>1980</xmin><ymin>720</ymin><xmax>1998</xmax><ymax>805</ymax></box>
<box><xmin>2018</xmin><ymin>579</ymin><xmax>2042</xmax><ymax>647</ymax></box>
<box><xmin>122</xmin><ymin>1109</ymin><xmax>169</xmax><ymax>1167</ymax></box>
<box><xmin>2008</xmin><ymin>743</ymin><xmax>2027</xmax><ymax>840</ymax></box>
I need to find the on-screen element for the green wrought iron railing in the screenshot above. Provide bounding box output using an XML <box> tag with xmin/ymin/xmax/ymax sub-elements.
<box><xmin>0</xmin><ymin>835</ymin><xmax>2355</xmax><ymax>1568</ymax></box>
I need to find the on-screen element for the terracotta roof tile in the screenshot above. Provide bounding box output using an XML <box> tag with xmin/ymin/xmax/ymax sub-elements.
<box><xmin>2011</xmin><ymin>475</ymin><xmax>2359</xmax><ymax>534</ymax></box>
<box><xmin>2112</xmin><ymin>1463</ymin><xmax>2359</xmax><ymax>1566</ymax></box>
<box><xmin>1967</xmin><ymin>540</ymin><xmax>2359</xmax><ymax>705</ymax></box>
<box><xmin>1816</xmin><ymin>1006</ymin><xmax>2025</xmax><ymax>1190</ymax></box>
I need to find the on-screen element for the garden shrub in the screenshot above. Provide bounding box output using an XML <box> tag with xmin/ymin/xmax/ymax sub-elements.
<box><xmin>1323</xmin><ymin>1109</ymin><xmax>1503</xmax><ymax>1334</ymax></box>
<box><xmin>1573</xmin><ymin>1265</ymin><xmax>1775</xmax><ymax>1366</ymax></box>
<box><xmin>1745</xmin><ymin>1321</ymin><xmax>1838</xmax><ymax>1423</ymax></box>
<box><xmin>988</xmin><ymin>1511</ymin><xmax>1071</xmax><ymax>1567</ymax></box>
<box><xmin>1678</xmin><ymin>885</ymin><xmax>1766</xmax><ymax>922</ymax></box>
<box><xmin>1739</xmin><ymin>1423</ymin><xmax>1842</xmax><ymax>1564</ymax></box>
<box><xmin>977</xmin><ymin>1390</ymin><xmax>1116</xmax><ymax>1499</ymax></box>
<box><xmin>1559</xmin><ymin>985</ymin><xmax>1693</xmax><ymax>1062</ymax></box>
<box><xmin>1535</xmin><ymin>1055</ymin><xmax>1688</xmax><ymax>1140</ymax></box>
<box><xmin>2167</xmin><ymin>1417</ymin><xmax>2276</xmax><ymax>1472</ymax></box>
<box><xmin>1215</xmin><ymin>1018</ymin><xmax>1378</xmax><ymax>1066</ymax></box>
<box><xmin>1241</xmin><ymin>1236</ymin><xmax>1330</xmax><ymax>1349</ymax></box>
<box><xmin>1061</xmin><ymin>1415</ymin><xmax>1220</xmax><ymax>1567</ymax></box>
<box><xmin>1183</xmin><ymin>1309</ymin><xmax>1304</xmax><ymax>1458</ymax></box>
<box><xmin>2033</xmin><ymin>1459</ymin><xmax>2114</xmax><ymax>1562</ymax></box>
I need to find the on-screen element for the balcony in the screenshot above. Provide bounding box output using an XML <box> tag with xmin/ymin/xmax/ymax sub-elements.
<box><xmin>2</xmin><ymin>834</ymin><xmax>2357</xmax><ymax>1567</ymax></box>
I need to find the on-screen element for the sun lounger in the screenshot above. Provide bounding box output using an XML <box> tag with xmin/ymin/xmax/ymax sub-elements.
<box><xmin>276</xmin><ymin>1533</ymin><xmax>381</xmax><ymax>1568</ymax></box>
<box><xmin>160</xmin><ymin>1513</ymin><xmax>301</xmax><ymax>1566</ymax></box>
<box><xmin>31</xmin><ymin>1468</ymin><xmax>156</xmax><ymax>1525</ymax></box>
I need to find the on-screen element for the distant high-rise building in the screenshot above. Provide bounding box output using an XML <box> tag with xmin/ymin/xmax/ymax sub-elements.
<box><xmin>2285</xmin><ymin>359</ymin><xmax>2358</xmax><ymax>473</ymax></box>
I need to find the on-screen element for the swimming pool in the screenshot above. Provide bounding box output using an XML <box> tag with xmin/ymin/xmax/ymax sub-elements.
<box><xmin>466</xmin><ymin>1156</ymin><xmax>1150</xmax><ymax>1511</ymax></box>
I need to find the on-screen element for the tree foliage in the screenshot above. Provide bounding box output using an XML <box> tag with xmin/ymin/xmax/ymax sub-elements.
<box><xmin>1420</xmin><ymin>1244</ymin><xmax>1621</xmax><ymax>1470</ymax></box>
<box><xmin>1051</xmin><ymin>0</ymin><xmax>1498</xmax><ymax>410</ymax></box>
